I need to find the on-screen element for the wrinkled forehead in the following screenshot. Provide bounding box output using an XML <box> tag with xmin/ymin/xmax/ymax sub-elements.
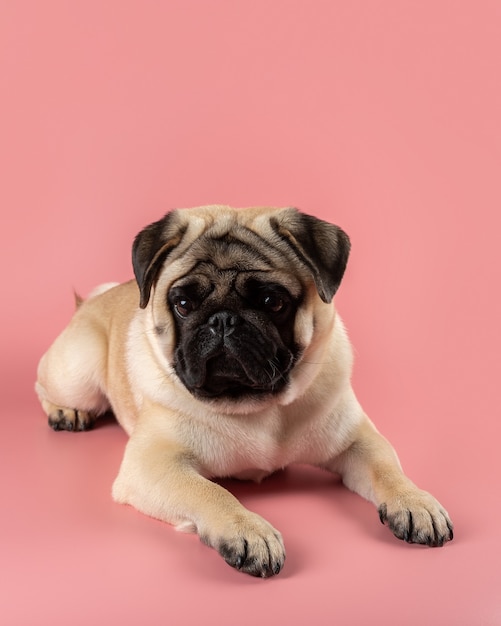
<box><xmin>191</xmin><ymin>222</ymin><xmax>288</xmax><ymax>269</ymax></box>
<box><xmin>157</xmin><ymin>226</ymin><xmax>305</xmax><ymax>298</ymax></box>
<box><xmin>171</xmin><ymin>264</ymin><xmax>303</xmax><ymax>300</ymax></box>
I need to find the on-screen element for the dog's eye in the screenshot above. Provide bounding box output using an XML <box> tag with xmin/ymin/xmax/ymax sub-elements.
<box><xmin>174</xmin><ymin>298</ymin><xmax>195</xmax><ymax>318</ymax></box>
<box><xmin>261</xmin><ymin>294</ymin><xmax>286</xmax><ymax>313</ymax></box>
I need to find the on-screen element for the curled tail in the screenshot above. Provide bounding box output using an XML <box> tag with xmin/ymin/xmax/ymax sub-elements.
<box><xmin>74</xmin><ymin>282</ymin><xmax>120</xmax><ymax>309</ymax></box>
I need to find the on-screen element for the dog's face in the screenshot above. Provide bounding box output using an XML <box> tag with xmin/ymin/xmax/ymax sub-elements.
<box><xmin>132</xmin><ymin>206</ymin><xmax>350</xmax><ymax>407</ymax></box>
<box><xmin>167</xmin><ymin>263</ymin><xmax>300</xmax><ymax>399</ymax></box>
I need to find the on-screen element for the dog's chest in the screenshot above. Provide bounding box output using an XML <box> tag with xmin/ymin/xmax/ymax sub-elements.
<box><xmin>187</xmin><ymin>407</ymin><xmax>336</xmax><ymax>479</ymax></box>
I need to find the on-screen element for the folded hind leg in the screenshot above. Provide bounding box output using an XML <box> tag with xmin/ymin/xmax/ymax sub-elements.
<box><xmin>35</xmin><ymin>313</ymin><xmax>110</xmax><ymax>432</ymax></box>
<box><xmin>38</xmin><ymin>399</ymin><xmax>97</xmax><ymax>431</ymax></box>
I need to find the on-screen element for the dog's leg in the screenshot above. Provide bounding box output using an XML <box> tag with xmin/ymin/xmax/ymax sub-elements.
<box><xmin>112</xmin><ymin>419</ymin><xmax>286</xmax><ymax>577</ymax></box>
<box><xmin>328</xmin><ymin>417</ymin><xmax>454</xmax><ymax>547</ymax></box>
<box><xmin>35</xmin><ymin>314</ymin><xmax>110</xmax><ymax>431</ymax></box>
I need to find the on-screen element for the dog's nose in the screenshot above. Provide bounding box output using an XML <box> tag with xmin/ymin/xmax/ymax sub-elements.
<box><xmin>207</xmin><ymin>311</ymin><xmax>242</xmax><ymax>336</ymax></box>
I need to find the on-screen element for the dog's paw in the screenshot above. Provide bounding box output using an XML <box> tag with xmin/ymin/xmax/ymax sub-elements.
<box><xmin>43</xmin><ymin>400</ymin><xmax>95</xmax><ymax>432</ymax></box>
<box><xmin>378</xmin><ymin>490</ymin><xmax>453</xmax><ymax>547</ymax></box>
<box><xmin>201</xmin><ymin>511</ymin><xmax>285</xmax><ymax>578</ymax></box>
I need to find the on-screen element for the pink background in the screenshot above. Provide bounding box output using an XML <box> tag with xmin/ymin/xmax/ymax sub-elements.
<box><xmin>1</xmin><ymin>1</ymin><xmax>500</xmax><ymax>624</ymax></box>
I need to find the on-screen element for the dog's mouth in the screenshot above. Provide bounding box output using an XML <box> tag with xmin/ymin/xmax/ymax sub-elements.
<box><xmin>175</xmin><ymin>350</ymin><xmax>294</xmax><ymax>400</ymax></box>
<box><xmin>201</xmin><ymin>355</ymin><xmax>287</xmax><ymax>398</ymax></box>
<box><xmin>172</xmin><ymin>308</ymin><xmax>297</xmax><ymax>402</ymax></box>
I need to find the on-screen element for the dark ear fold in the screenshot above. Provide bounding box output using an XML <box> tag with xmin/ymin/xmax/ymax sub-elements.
<box><xmin>270</xmin><ymin>209</ymin><xmax>351</xmax><ymax>303</ymax></box>
<box><xmin>132</xmin><ymin>211</ymin><xmax>186</xmax><ymax>308</ymax></box>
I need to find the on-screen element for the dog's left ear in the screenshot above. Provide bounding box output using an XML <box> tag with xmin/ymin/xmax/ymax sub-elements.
<box><xmin>132</xmin><ymin>211</ymin><xmax>186</xmax><ymax>308</ymax></box>
<box><xmin>271</xmin><ymin>208</ymin><xmax>351</xmax><ymax>303</ymax></box>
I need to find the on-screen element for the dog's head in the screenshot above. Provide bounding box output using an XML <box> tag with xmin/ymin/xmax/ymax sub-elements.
<box><xmin>132</xmin><ymin>206</ymin><xmax>350</xmax><ymax>407</ymax></box>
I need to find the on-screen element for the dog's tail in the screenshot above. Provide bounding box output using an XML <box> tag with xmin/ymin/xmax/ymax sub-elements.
<box><xmin>74</xmin><ymin>291</ymin><xmax>84</xmax><ymax>308</ymax></box>
<box><xmin>74</xmin><ymin>282</ymin><xmax>120</xmax><ymax>309</ymax></box>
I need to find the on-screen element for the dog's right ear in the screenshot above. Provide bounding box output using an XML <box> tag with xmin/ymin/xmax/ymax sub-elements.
<box><xmin>132</xmin><ymin>211</ymin><xmax>187</xmax><ymax>308</ymax></box>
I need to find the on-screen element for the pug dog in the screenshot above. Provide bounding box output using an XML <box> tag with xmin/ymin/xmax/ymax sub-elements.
<box><xmin>35</xmin><ymin>205</ymin><xmax>453</xmax><ymax>577</ymax></box>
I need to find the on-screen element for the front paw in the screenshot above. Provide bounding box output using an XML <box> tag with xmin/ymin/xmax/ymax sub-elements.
<box><xmin>201</xmin><ymin>511</ymin><xmax>285</xmax><ymax>578</ymax></box>
<box><xmin>378</xmin><ymin>490</ymin><xmax>453</xmax><ymax>547</ymax></box>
